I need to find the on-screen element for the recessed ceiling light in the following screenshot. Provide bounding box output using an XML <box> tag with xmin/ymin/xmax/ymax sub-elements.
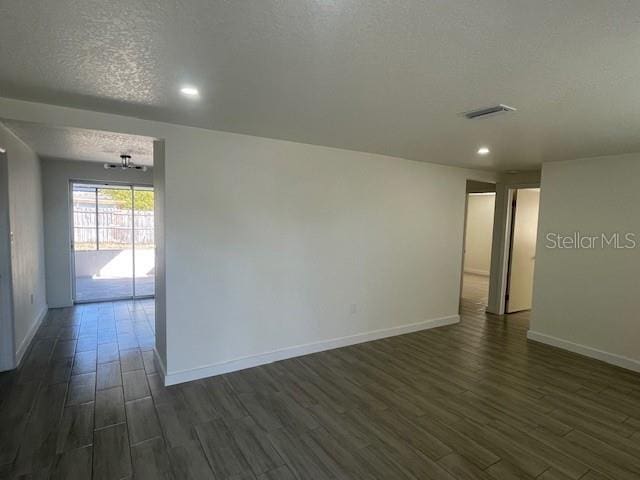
<box><xmin>180</xmin><ymin>86</ymin><xmax>200</xmax><ymax>97</ymax></box>
<box><xmin>0</xmin><ymin>147</ymin><xmax>6</xmax><ymax>154</ymax></box>
<box><xmin>477</xmin><ymin>147</ymin><xmax>490</xmax><ymax>155</ymax></box>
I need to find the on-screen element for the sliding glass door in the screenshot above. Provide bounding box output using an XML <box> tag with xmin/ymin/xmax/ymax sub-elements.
<box><xmin>71</xmin><ymin>182</ymin><xmax>154</xmax><ymax>302</ymax></box>
<box><xmin>133</xmin><ymin>186</ymin><xmax>155</xmax><ymax>297</ymax></box>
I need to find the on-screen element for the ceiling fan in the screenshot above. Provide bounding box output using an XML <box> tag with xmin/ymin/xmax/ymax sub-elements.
<box><xmin>104</xmin><ymin>154</ymin><xmax>147</xmax><ymax>172</ymax></box>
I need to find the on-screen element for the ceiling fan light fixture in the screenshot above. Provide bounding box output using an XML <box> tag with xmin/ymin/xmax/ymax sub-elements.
<box><xmin>103</xmin><ymin>154</ymin><xmax>147</xmax><ymax>172</ymax></box>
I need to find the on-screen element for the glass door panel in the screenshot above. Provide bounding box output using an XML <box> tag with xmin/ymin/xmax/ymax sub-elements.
<box><xmin>133</xmin><ymin>187</ymin><xmax>155</xmax><ymax>297</ymax></box>
<box><xmin>72</xmin><ymin>183</ymin><xmax>99</xmax><ymax>302</ymax></box>
<box><xmin>72</xmin><ymin>183</ymin><xmax>133</xmax><ymax>302</ymax></box>
<box><xmin>96</xmin><ymin>185</ymin><xmax>134</xmax><ymax>300</ymax></box>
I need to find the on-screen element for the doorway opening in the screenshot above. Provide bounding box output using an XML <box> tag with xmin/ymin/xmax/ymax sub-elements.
<box><xmin>71</xmin><ymin>181</ymin><xmax>155</xmax><ymax>303</ymax></box>
<box><xmin>461</xmin><ymin>181</ymin><xmax>496</xmax><ymax>308</ymax></box>
<box><xmin>505</xmin><ymin>188</ymin><xmax>540</xmax><ymax>313</ymax></box>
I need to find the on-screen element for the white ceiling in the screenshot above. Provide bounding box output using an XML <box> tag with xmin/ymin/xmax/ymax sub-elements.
<box><xmin>2</xmin><ymin>120</ymin><xmax>154</xmax><ymax>166</ymax></box>
<box><xmin>1</xmin><ymin>1</ymin><xmax>640</xmax><ymax>170</ymax></box>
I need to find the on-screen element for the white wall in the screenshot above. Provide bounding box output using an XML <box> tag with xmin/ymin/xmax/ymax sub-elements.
<box><xmin>0</xmin><ymin>122</ymin><xmax>47</xmax><ymax>366</ymax></box>
<box><xmin>40</xmin><ymin>158</ymin><xmax>153</xmax><ymax>307</ymax></box>
<box><xmin>153</xmin><ymin>140</ymin><xmax>167</xmax><ymax>368</ymax></box>
<box><xmin>530</xmin><ymin>154</ymin><xmax>640</xmax><ymax>372</ymax></box>
<box><xmin>0</xmin><ymin>152</ymin><xmax>15</xmax><ymax>370</ymax></box>
<box><xmin>165</xmin><ymin>135</ymin><xmax>495</xmax><ymax>381</ymax></box>
<box><xmin>0</xmin><ymin>97</ymin><xmax>496</xmax><ymax>384</ymax></box>
<box><xmin>463</xmin><ymin>193</ymin><xmax>495</xmax><ymax>276</ymax></box>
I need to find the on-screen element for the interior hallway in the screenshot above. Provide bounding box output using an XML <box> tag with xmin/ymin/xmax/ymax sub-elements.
<box><xmin>461</xmin><ymin>272</ymin><xmax>490</xmax><ymax>307</ymax></box>
<box><xmin>1</xmin><ymin>297</ymin><xmax>640</xmax><ymax>479</ymax></box>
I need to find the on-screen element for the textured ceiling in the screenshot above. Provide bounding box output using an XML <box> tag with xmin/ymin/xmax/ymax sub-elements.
<box><xmin>1</xmin><ymin>1</ymin><xmax>640</xmax><ymax>170</ymax></box>
<box><xmin>1</xmin><ymin>120</ymin><xmax>154</xmax><ymax>165</ymax></box>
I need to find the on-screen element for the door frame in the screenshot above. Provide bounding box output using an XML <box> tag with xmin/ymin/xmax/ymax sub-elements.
<box><xmin>69</xmin><ymin>179</ymin><xmax>154</xmax><ymax>303</ymax></box>
<box><xmin>459</xmin><ymin>180</ymin><xmax>497</xmax><ymax>312</ymax></box>
<box><xmin>504</xmin><ymin>189</ymin><xmax>518</xmax><ymax>312</ymax></box>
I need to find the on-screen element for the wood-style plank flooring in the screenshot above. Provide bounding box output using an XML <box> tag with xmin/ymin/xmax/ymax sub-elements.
<box><xmin>461</xmin><ymin>272</ymin><xmax>489</xmax><ymax>307</ymax></box>
<box><xmin>1</xmin><ymin>298</ymin><xmax>640</xmax><ymax>479</ymax></box>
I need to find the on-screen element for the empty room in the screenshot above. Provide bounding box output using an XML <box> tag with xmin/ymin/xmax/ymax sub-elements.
<box><xmin>0</xmin><ymin>1</ymin><xmax>639</xmax><ymax>479</ymax></box>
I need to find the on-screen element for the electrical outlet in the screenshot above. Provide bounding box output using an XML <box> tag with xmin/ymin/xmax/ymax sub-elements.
<box><xmin>30</xmin><ymin>293</ymin><xmax>34</xmax><ymax>305</ymax></box>
<box><xmin>350</xmin><ymin>303</ymin><xmax>357</xmax><ymax>315</ymax></box>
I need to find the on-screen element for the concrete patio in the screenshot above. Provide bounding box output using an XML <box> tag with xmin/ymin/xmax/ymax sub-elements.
<box><xmin>74</xmin><ymin>248</ymin><xmax>155</xmax><ymax>301</ymax></box>
<box><xmin>75</xmin><ymin>276</ymin><xmax>154</xmax><ymax>301</ymax></box>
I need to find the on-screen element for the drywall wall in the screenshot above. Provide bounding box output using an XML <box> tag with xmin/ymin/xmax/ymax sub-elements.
<box><xmin>40</xmin><ymin>158</ymin><xmax>153</xmax><ymax>307</ymax></box>
<box><xmin>0</xmin><ymin>97</ymin><xmax>496</xmax><ymax>384</ymax></box>
<box><xmin>163</xmin><ymin>134</ymin><xmax>496</xmax><ymax>382</ymax></box>
<box><xmin>0</xmin><ymin>152</ymin><xmax>15</xmax><ymax>371</ymax></box>
<box><xmin>466</xmin><ymin>180</ymin><xmax>496</xmax><ymax>194</ymax></box>
<box><xmin>153</xmin><ymin>140</ymin><xmax>167</xmax><ymax>368</ymax></box>
<box><xmin>463</xmin><ymin>193</ymin><xmax>495</xmax><ymax>276</ymax></box>
<box><xmin>0</xmin><ymin>122</ymin><xmax>47</xmax><ymax>365</ymax></box>
<box><xmin>530</xmin><ymin>154</ymin><xmax>640</xmax><ymax>371</ymax></box>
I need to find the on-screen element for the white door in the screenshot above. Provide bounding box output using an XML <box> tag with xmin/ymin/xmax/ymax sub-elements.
<box><xmin>507</xmin><ymin>188</ymin><xmax>540</xmax><ymax>313</ymax></box>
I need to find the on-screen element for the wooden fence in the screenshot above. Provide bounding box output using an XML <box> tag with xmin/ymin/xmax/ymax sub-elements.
<box><xmin>74</xmin><ymin>208</ymin><xmax>154</xmax><ymax>249</ymax></box>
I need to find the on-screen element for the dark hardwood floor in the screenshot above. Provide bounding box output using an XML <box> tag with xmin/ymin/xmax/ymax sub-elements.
<box><xmin>1</xmin><ymin>298</ymin><xmax>640</xmax><ymax>479</ymax></box>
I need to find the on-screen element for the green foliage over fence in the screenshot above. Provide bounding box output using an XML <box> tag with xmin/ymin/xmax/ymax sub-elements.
<box><xmin>103</xmin><ymin>190</ymin><xmax>154</xmax><ymax>210</ymax></box>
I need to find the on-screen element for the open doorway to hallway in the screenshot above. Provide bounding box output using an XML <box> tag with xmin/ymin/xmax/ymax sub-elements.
<box><xmin>0</xmin><ymin>118</ymin><xmax>158</xmax><ymax>309</ymax></box>
<box><xmin>0</xmin><ymin>115</ymin><xmax>165</xmax><ymax>378</ymax></box>
<box><xmin>461</xmin><ymin>181</ymin><xmax>496</xmax><ymax>308</ymax></box>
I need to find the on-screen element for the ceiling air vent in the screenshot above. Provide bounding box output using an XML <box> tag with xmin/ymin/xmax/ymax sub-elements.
<box><xmin>464</xmin><ymin>104</ymin><xmax>516</xmax><ymax>120</ymax></box>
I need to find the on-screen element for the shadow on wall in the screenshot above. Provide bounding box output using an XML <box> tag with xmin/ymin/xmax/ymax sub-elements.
<box><xmin>75</xmin><ymin>249</ymin><xmax>154</xmax><ymax>278</ymax></box>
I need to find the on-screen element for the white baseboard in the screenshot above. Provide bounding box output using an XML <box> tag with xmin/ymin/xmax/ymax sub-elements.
<box><xmin>463</xmin><ymin>268</ymin><xmax>490</xmax><ymax>276</ymax></box>
<box><xmin>527</xmin><ymin>330</ymin><xmax>640</xmax><ymax>373</ymax></box>
<box><xmin>15</xmin><ymin>305</ymin><xmax>48</xmax><ymax>367</ymax></box>
<box><xmin>153</xmin><ymin>347</ymin><xmax>168</xmax><ymax>380</ymax></box>
<box><xmin>164</xmin><ymin>314</ymin><xmax>460</xmax><ymax>386</ymax></box>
